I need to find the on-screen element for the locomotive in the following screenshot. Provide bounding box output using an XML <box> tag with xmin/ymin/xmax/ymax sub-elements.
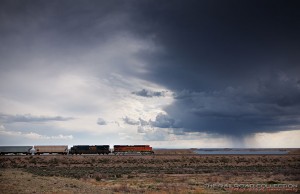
<box><xmin>113</xmin><ymin>145</ymin><xmax>154</xmax><ymax>155</ymax></box>
<box><xmin>0</xmin><ymin>145</ymin><xmax>154</xmax><ymax>155</ymax></box>
<box><xmin>69</xmin><ymin>145</ymin><xmax>110</xmax><ymax>155</ymax></box>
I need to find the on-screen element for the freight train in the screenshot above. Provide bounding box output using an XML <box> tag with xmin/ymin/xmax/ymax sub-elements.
<box><xmin>0</xmin><ymin>145</ymin><xmax>154</xmax><ymax>155</ymax></box>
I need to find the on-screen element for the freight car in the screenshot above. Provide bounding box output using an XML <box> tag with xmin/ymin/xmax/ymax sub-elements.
<box><xmin>0</xmin><ymin>146</ymin><xmax>32</xmax><ymax>155</ymax></box>
<box><xmin>34</xmin><ymin>145</ymin><xmax>68</xmax><ymax>155</ymax></box>
<box><xmin>113</xmin><ymin>145</ymin><xmax>154</xmax><ymax>155</ymax></box>
<box><xmin>69</xmin><ymin>145</ymin><xmax>110</xmax><ymax>155</ymax></box>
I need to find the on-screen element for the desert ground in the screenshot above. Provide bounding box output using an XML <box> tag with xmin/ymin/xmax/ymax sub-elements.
<box><xmin>0</xmin><ymin>150</ymin><xmax>299</xmax><ymax>193</ymax></box>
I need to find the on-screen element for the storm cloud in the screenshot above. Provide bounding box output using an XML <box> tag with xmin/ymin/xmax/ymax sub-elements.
<box><xmin>0</xmin><ymin>0</ymin><xmax>299</xmax><ymax>146</ymax></box>
<box><xmin>128</xmin><ymin>1</ymin><xmax>300</xmax><ymax>137</ymax></box>
<box><xmin>130</xmin><ymin>1</ymin><xmax>300</xmax><ymax>91</ymax></box>
<box><xmin>166</xmin><ymin>74</ymin><xmax>300</xmax><ymax>136</ymax></box>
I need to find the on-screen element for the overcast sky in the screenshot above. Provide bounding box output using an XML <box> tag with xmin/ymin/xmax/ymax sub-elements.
<box><xmin>0</xmin><ymin>0</ymin><xmax>299</xmax><ymax>148</ymax></box>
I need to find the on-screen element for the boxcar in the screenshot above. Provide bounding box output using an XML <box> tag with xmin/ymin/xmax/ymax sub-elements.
<box><xmin>0</xmin><ymin>146</ymin><xmax>32</xmax><ymax>155</ymax></box>
<box><xmin>34</xmin><ymin>145</ymin><xmax>68</xmax><ymax>155</ymax></box>
<box><xmin>69</xmin><ymin>145</ymin><xmax>110</xmax><ymax>155</ymax></box>
<box><xmin>113</xmin><ymin>145</ymin><xmax>154</xmax><ymax>155</ymax></box>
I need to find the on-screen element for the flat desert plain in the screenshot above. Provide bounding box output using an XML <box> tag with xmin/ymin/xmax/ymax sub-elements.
<box><xmin>0</xmin><ymin>150</ymin><xmax>299</xmax><ymax>193</ymax></box>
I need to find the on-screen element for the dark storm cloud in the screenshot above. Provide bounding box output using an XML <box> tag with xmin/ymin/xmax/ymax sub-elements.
<box><xmin>0</xmin><ymin>113</ymin><xmax>73</xmax><ymax>123</ymax></box>
<box><xmin>0</xmin><ymin>0</ymin><xmax>128</xmax><ymax>44</ymax></box>
<box><xmin>0</xmin><ymin>0</ymin><xmax>135</xmax><ymax>73</ymax></box>
<box><xmin>132</xmin><ymin>89</ymin><xmax>166</xmax><ymax>98</ymax></box>
<box><xmin>165</xmin><ymin>74</ymin><xmax>300</xmax><ymax>136</ymax></box>
<box><xmin>129</xmin><ymin>1</ymin><xmax>300</xmax><ymax>92</ymax></box>
<box><xmin>127</xmin><ymin>1</ymin><xmax>300</xmax><ymax>136</ymax></box>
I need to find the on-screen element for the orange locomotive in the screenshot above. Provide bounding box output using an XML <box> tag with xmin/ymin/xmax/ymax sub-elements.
<box><xmin>113</xmin><ymin>145</ymin><xmax>154</xmax><ymax>155</ymax></box>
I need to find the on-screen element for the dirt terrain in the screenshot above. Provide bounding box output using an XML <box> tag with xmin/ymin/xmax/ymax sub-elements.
<box><xmin>0</xmin><ymin>151</ymin><xmax>299</xmax><ymax>193</ymax></box>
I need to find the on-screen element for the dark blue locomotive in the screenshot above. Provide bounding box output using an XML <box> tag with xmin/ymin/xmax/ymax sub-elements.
<box><xmin>69</xmin><ymin>145</ymin><xmax>110</xmax><ymax>155</ymax></box>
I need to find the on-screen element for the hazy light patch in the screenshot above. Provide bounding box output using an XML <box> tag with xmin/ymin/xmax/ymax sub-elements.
<box><xmin>0</xmin><ymin>96</ymin><xmax>43</xmax><ymax>116</ymax></box>
<box><xmin>245</xmin><ymin>130</ymin><xmax>300</xmax><ymax>148</ymax></box>
<box><xmin>147</xmin><ymin>134</ymin><xmax>235</xmax><ymax>148</ymax></box>
<box><xmin>132</xmin><ymin>120</ymin><xmax>240</xmax><ymax>148</ymax></box>
<box><xmin>0</xmin><ymin>125</ymin><xmax>73</xmax><ymax>145</ymax></box>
